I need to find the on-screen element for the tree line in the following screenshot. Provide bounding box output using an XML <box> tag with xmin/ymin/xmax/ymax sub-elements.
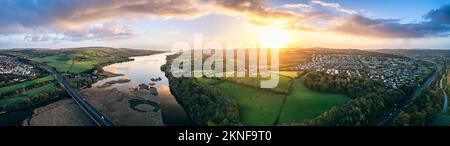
<box><xmin>161</xmin><ymin>58</ymin><xmax>241</xmax><ymax>126</ymax></box>
<box><xmin>296</xmin><ymin>71</ymin><xmax>419</xmax><ymax>125</ymax></box>
<box><xmin>0</xmin><ymin>85</ymin><xmax>65</xmax><ymax>112</ymax></box>
<box><xmin>392</xmin><ymin>89</ymin><xmax>443</xmax><ymax>126</ymax></box>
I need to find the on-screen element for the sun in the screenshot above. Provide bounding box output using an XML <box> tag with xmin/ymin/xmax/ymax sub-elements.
<box><xmin>258</xmin><ymin>24</ymin><xmax>291</xmax><ymax>49</ymax></box>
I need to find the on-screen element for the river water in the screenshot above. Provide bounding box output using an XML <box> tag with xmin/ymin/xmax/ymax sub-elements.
<box><xmin>89</xmin><ymin>53</ymin><xmax>194</xmax><ymax>126</ymax></box>
<box><xmin>0</xmin><ymin>53</ymin><xmax>193</xmax><ymax>126</ymax></box>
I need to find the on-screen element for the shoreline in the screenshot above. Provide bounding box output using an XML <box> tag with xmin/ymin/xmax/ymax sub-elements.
<box><xmin>95</xmin><ymin>59</ymin><xmax>132</xmax><ymax>78</ymax></box>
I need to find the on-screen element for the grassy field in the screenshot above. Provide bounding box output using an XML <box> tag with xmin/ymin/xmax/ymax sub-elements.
<box><xmin>205</xmin><ymin>75</ymin><xmax>350</xmax><ymax>125</ymax></box>
<box><xmin>0</xmin><ymin>75</ymin><xmax>54</xmax><ymax>95</ymax></box>
<box><xmin>0</xmin><ymin>83</ymin><xmax>57</xmax><ymax>107</ymax></box>
<box><xmin>196</xmin><ymin>77</ymin><xmax>222</xmax><ymax>85</ymax></box>
<box><xmin>278</xmin><ymin>77</ymin><xmax>350</xmax><ymax>124</ymax></box>
<box><xmin>278</xmin><ymin>71</ymin><xmax>299</xmax><ymax>78</ymax></box>
<box><xmin>213</xmin><ymin>82</ymin><xmax>285</xmax><ymax>126</ymax></box>
<box><xmin>32</xmin><ymin>53</ymin><xmax>121</xmax><ymax>74</ymax></box>
<box><xmin>32</xmin><ymin>55</ymin><xmax>73</xmax><ymax>72</ymax></box>
<box><xmin>226</xmin><ymin>75</ymin><xmax>292</xmax><ymax>94</ymax></box>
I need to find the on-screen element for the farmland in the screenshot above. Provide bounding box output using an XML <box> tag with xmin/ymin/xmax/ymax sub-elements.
<box><xmin>278</xmin><ymin>77</ymin><xmax>350</xmax><ymax>124</ymax></box>
<box><xmin>0</xmin><ymin>75</ymin><xmax>54</xmax><ymax>95</ymax></box>
<box><xmin>197</xmin><ymin>74</ymin><xmax>350</xmax><ymax>125</ymax></box>
<box><xmin>213</xmin><ymin>81</ymin><xmax>285</xmax><ymax>125</ymax></box>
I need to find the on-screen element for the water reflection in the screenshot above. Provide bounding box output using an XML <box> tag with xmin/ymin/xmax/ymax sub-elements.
<box><xmin>91</xmin><ymin>53</ymin><xmax>194</xmax><ymax>126</ymax></box>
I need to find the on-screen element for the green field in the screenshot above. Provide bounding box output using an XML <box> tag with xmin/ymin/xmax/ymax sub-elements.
<box><xmin>278</xmin><ymin>71</ymin><xmax>299</xmax><ymax>78</ymax></box>
<box><xmin>32</xmin><ymin>52</ymin><xmax>120</xmax><ymax>74</ymax></box>
<box><xmin>32</xmin><ymin>55</ymin><xmax>73</xmax><ymax>72</ymax></box>
<box><xmin>0</xmin><ymin>83</ymin><xmax>57</xmax><ymax>107</ymax></box>
<box><xmin>205</xmin><ymin>75</ymin><xmax>350</xmax><ymax>125</ymax></box>
<box><xmin>278</xmin><ymin>77</ymin><xmax>350</xmax><ymax>124</ymax></box>
<box><xmin>213</xmin><ymin>82</ymin><xmax>285</xmax><ymax>126</ymax></box>
<box><xmin>0</xmin><ymin>75</ymin><xmax>54</xmax><ymax>95</ymax></box>
<box><xmin>226</xmin><ymin>75</ymin><xmax>292</xmax><ymax>94</ymax></box>
<box><xmin>196</xmin><ymin>77</ymin><xmax>222</xmax><ymax>85</ymax></box>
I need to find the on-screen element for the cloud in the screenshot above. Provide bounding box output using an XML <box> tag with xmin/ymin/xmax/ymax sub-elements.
<box><xmin>282</xmin><ymin>4</ymin><xmax>311</xmax><ymax>10</ymax></box>
<box><xmin>331</xmin><ymin>5</ymin><xmax>450</xmax><ymax>38</ymax></box>
<box><xmin>1</xmin><ymin>0</ymin><xmax>450</xmax><ymax>41</ymax></box>
<box><xmin>0</xmin><ymin>0</ymin><xmax>207</xmax><ymax>40</ymax></box>
<box><xmin>209</xmin><ymin>0</ymin><xmax>303</xmax><ymax>26</ymax></box>
<box><xmin>310</xmin><ymin>0</ymin><xmax>357</xmax><ymax>15</ymax></box>
<box><xmin>61</xmin><ymin>21</ymin><xmax>135</xmax><ymax>41</ymax></box>
<box><xmin>424</xmin><ymin>5</ymin><xmax>450</xmax><ymax>24</ymax></box>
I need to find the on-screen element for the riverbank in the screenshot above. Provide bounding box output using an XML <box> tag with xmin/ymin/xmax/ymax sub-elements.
<box><xmin>81</xmin><ymin>87</ymin><xmax>164</xmax><ymax>126</ymax></box>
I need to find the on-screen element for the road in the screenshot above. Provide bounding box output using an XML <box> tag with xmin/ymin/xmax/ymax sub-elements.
<box><xmin>43</xmin><ymin>65</ymin><xmax>116</xmax><ymax>126</ymax></box>
<box><xmin>440</xmin><ymin>71</ymin><xmax>448</xmax><ymax>114</ymax></box>
<box><xmin>375</xmin><ymin>63</ymin><xmax>441</xmax><ymax>126</ymax></box>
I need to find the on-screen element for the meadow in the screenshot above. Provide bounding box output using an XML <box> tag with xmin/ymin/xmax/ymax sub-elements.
<box><xmin>0</xmin><ymin>83</ymin><xmax>57</xmax><ymax>108</ymax></box>
<box><xmin>0</xmin><ymin>75</ymin><xmax>54</xmax><ymax>95</ymax></box>
<box><xmin>278</xmin><ymin>77</ymin><xmax>350</xmax><ymax>124</ymax></box>
<box><xmin>30</xmin><ymin>49</ymin><xmax>124</xmax><ymax>74</ymax></box>
<box><xmin>226</xmin><ymin>75</ymin><xmax>292</xmax><ymax>94</ymax></box>
<box><xmin>197</xmin><ymin>73</ymin><xmax>350</xmax><ymax>125</ymax></box>
<box><xmin>213</xmin><ymin>82</ymin><xmax>285</xmax><ymax>126</ymax></box>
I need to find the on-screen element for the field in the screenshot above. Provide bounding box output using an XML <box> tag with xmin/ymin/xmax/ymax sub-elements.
<box><xmin>32</xmin><ymin>54</ymin><xmax>103</xmax><ymax>74</ymax></box>
<box><xmin>213</xmin><ymin>82</ymin><xmax>285</xmax><ymax>126</ymax></box>
<box><xmin>278</xmin><ymin>77</ymin><xmax>350</xmax><ymax>124</ymax></box>
<box><xmin>0</xmin><ymin>83</ymin><xmax>57</xmax><ymax>107</ymax></box>
<box><xmin>29</xmin><ymin>49</ymin><xmax>126</xmax><ymax>74</ymax></box>
<box><xmin>0</xmin><ymin>75</ymin><xmax>54</xmax><ymax>95</ymax></box>
<box><xmin>196</xmin><ymin>77</ymin><xmax>221</xmax><ymax>85</ymax></box>
<box><xmin>278</xmin><ymin>71</ymin><xmax>299</xmax><ymax>78</ymax></box>
<box><xmin>226</xmin><ymin>75</ymin><xmax>292</xmax><ymax>94</ymax></box>
<box><xmin>32</xmin><ymin>55</ymin><xmax>73</xmax><ymax>72</ymax></box>
<box><xmin>198</xmin><ymin>75</ymin><xmax>350</xmax><ymax>125</ymax></box>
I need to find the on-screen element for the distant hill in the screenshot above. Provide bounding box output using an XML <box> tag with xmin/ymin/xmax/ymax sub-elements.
<box><xmin>3</xmin><ymin>47</ymin><xmax>164</xmax><ymax>58</ymax></box>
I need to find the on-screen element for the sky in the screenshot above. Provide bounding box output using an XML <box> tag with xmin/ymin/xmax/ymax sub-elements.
<box><xmin>0</xmin><ymin>0</ymin><xmax>450</xmax><ymax>50</ymax></box>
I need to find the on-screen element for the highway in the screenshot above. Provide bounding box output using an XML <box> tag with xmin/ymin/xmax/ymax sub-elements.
<box><xmin>43</xmin><ymin>65</ymin><xmax>116</xmax><ymax>126</ymax></box>
<box><xmin>375</xmin><ymin>63</ymin><xmax>441</xmax><ymax>126</ymax></box>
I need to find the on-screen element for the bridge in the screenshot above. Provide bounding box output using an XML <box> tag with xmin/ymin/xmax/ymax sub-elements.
<box><xmin>43</xmin><ymin>64</ymin><xmax>116</xmax><ymax>126</ymax></box>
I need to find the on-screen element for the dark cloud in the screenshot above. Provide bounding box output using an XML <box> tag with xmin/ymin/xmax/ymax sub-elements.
<box><xmin>425</xmin><ymin>5</ymin><xmax>450</xmax><ymax>24</ymax></box>
<box><xmin>332</xmin><ymin>5</ymin><xmax>450</xmax><ymax>38</ymax></box>
<box><xmin>0</xmin><ymin>0</ymin><xmax>206</xmax><ymax>38</ymax></box>
<box><xmin>1</xmin><ymin>0</ymin><xmax>450</xmax><ymax>40</ymax></box>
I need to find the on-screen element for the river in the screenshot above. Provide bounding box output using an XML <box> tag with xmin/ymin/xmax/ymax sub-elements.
<box><xmin>0</xmin><ymin>53</ymin><xmax>194</xmax><ymax>126</ymax></box>
<box><xmin>89</xmin><ymin>53</ymin><xmax>194</xmax><ymax>126</ymax></box>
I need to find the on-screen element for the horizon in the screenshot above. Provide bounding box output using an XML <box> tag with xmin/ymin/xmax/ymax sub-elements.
<box><xmin>3</xmin><ymin>46</ymin><xmax>450</xmax><ymax>51</ymax></box>
<box><xmin>1</xmin><ymin>0</ymin><xmax>450</xmax><ymax>50</ymax></box>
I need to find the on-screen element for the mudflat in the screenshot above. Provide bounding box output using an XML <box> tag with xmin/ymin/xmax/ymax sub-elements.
<box><xmin>80</xmin><ymin>87</ymin><xmax>164</xmax><ymax>126</ymax></box>
<box><xmin>23</xmin><ymin>99</ymin><xmax>95</xmax><ymax>126</ymax></box>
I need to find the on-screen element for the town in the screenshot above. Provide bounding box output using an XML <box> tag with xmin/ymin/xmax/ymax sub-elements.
<box><xmin>0</xmin><ymin>55</ymin><xmax>40</xmax><ymax>86</ymax></box>
<box><xmin>297</xmin><ymin>53</ymin><xmax>434</xmax><ymax>89</ymax></box>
